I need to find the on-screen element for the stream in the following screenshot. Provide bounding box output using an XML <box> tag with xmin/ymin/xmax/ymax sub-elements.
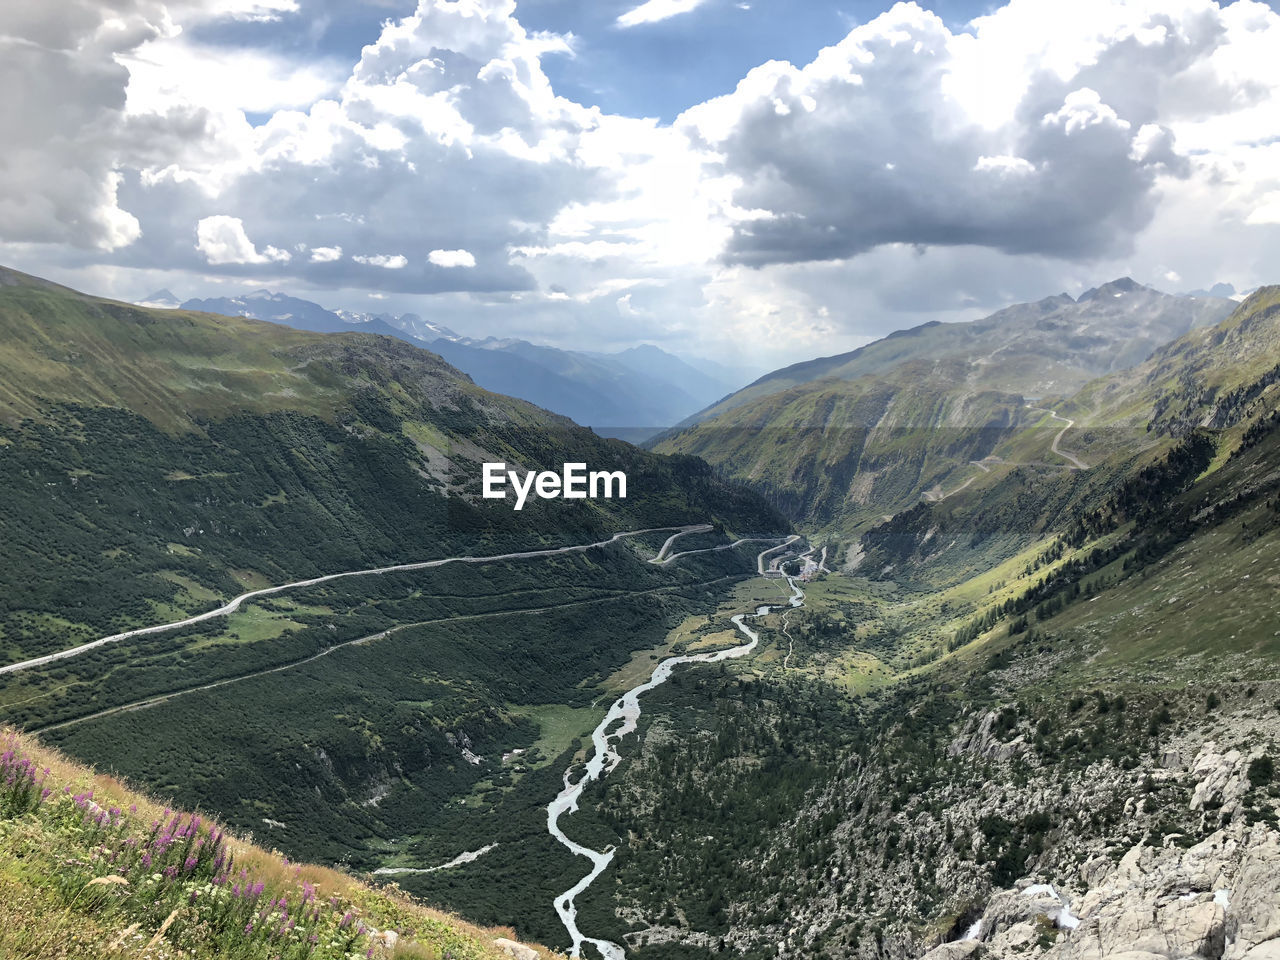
<box><xmin>546</xmin><ymin>560</ymin><xmax>807</xmax><ymax>959</ymax></box>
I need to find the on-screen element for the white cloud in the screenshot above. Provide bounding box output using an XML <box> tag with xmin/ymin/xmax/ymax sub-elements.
<box><xmin>353</xmin><ymin>253</ymin><xmax>409</xmax><ymax>269</ymax></box>
<box><xmin>428</xmin><ymin>248</ymin><xmax>477</xmax><ymax>267</ymax></box>
<box><xmin>679</xmin><ymin>5</ymin><xmax>1204</xmax><ymax>265</ymax></box>
<box><xmin>121</xmin><ymin>36</ymin><xmax>343</xmax><ymax>117</ymax></box>
<box><xmin>1245</xmin><ymin>191</ymin><xmax>1280</xmax><ymax>226</ymax></box>
<box><xmin>973</xmin><ymin>155</ymin><xmax>1036</xmax><ymax>175</ymax></box>
<box><xmin>0</xmin><ymin>0</ymin><xmax>156</xmax><ymax>251</ymax></box>
<box><xmin>186</xmin><ymin>0</ymin><xmax>298</xmax><ymax>22</ymax></box>
<box><xmin>4</xmin><ymin>0</ymin><xmax>1280</xmax><ymax>370</ymax></box>
<box><xmin>617</xmin><ymin>0</ymin><xmax>709</xmax><ymax>28</ymax></box>
<box><xmin>195</xmin><ymin>215</ymin><xmax>290</xmax><ymax>264</ymax></box>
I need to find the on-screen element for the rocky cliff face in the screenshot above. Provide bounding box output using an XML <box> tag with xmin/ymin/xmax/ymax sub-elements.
<box><xmin>924</xmin><ymin>738</ymin><xmax>1280</xmax><ymax>960</ymax></box>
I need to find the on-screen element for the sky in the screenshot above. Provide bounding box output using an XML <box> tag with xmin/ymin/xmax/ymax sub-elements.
<box><xmin>2</xmin><ymin>0</ymin><xmax>1280</xmax><ymax>369</ymax></box>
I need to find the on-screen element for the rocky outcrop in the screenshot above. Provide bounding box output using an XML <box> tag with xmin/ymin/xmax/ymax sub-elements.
<box><xmin>938</xmin><ymin>736</ymin><xmax>1279</xmax><ymax>960</ymax></box>
<box><xmin>953</xmin><ymin>822</ymin><xmax>1280</xmax><ymax>960</ymax></box>
<box><xmin>947</xmin><ymin>710</ymin><xmax>1028</xmax><ymax>762</ymax></box>
<box><xmin>494</xmin><ymin>937</ymin><xmax>540</xmax><ymax>960</ymax></box>
<box><xmin>1189</xmin><ymin>743</ymin><xmax>1249</xmax><ymax>825</ymax></box>
<box><xmin>1226</xmin><ymin>830</ymin><xmax>1280</xmax><ymax>958</ymax></box>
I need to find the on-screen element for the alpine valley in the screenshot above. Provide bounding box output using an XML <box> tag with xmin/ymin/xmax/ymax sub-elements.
<box><xmin>2</xmin><ymin>264</ymin><xmax>1280</xmax><ymax>960</ymax></box>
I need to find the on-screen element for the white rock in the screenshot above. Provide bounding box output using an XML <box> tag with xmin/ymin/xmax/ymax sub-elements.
<box><xmin>494</xmin><ymin>937</ymin><xmax>539</xmax><ymax>960</ymax></box>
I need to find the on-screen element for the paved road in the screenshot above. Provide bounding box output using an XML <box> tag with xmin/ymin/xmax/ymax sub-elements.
<box><xmin>757</xmin><ymin>535</ymin><xmax>803</xmax><ymax>575</ymax></box>
<box><xmin>29</xmin><ymin>572</ymin><xmax>748</xmax><ymax>732</ymax></box>
<box><xmin>923</xmin><ymin>474</ymin><xmax>978</xmax><ymax>503</ymax></box>
<box><xmin>0</xmin><ymin>525</ymin><xmax>716</xmax><ymax>677</ymax></box>
<box><xmin>1028</xmin><ymin>405</ymin><xmax>1089</xmax><ymax>469</ymax></box>
<box><xmin>648</xmin><ymin>524</ymin><xmax>714</xmax><ymax>563</ymax></box>
<box><xmin>648</xmin><ymin>529</ymin><xmax>795</xmax><ymax>568</ymax></box>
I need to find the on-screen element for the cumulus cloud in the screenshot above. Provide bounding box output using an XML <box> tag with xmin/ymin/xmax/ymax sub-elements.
<box><xmin>680</xmin><ymin>2</ymin><xmax>1223</xmax><ymax>266</ymax></box>
<box><xmin>0</xmin><ymin>0</ymin><xmax>161</xmax><ymax>250</ymax></box>
<box><xmin>195</xmin><ymin>215</ymin><xmax>290</xmax><ymax>264</ymax></box>
<box><xmin>87</xmin><ymin>0</ymin><xmax>606</xmax><ymax>297</ymax></box>
<box><xmin>428</xmin><ymin>249</ymin><xmax>477</xmax><ymax>267</ymax></box>
<box><xmin>3</xmin><ymin>0</ymin><xmax>1280</xmax><ymax>368</ymax></box>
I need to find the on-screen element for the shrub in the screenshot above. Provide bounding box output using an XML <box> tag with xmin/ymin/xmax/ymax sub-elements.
<box><xmin>1248</xmin><ymin>755</ymin><xmax>1274</xmax><ymax>789</ymax></box>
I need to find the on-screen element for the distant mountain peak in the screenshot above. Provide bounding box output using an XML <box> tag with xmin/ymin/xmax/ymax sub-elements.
<box><xmin>1181</xmin><ymin>281</ymin><xmax>1238</xmax><ymax>299</ymax></box>
<box><xmin>136</xmin><ymin>289</ymin><xmax>182</xmax><ymax>309</ymax></box>
<box><xmin>1077</xmin><ymin>277</ymin><xmax>1148</xmax><ymax>302</ymax></box>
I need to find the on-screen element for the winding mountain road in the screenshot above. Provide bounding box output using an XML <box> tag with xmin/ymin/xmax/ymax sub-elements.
<box><xmin>1028</xmin><ymin>405</ymin><xmax>1088</xmax><ymax>470</ymax></box>
<box><xmin>647</xmin><ymin>527</ymin><xmax>794</xmax><ymax>568</ymax></box>
<box><xmin>757</xmin><ymin>535</ymin><xmax>804</xmax><ymax>575</ymax></box>
<box><xmin>0</xmin><ymin>524</ymin><xmax>717</xmax><ymax>678</ymax></box>
<box><xmin>29</xmin><ymin>573</ymin><xmax>749</xmax><ymax>733</ymax></box>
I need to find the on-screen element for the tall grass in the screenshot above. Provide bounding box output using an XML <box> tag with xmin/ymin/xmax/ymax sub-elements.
<box><xmin>0</xmin><ymin>729</ymin><xmax>509</xmax><ymax>960</ymax></box>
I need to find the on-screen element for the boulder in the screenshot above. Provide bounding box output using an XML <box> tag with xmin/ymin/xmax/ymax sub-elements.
<box><xmin>947</xmin><ymin>711</ymin><xmax>1028</xmax><ymax>762</ymax></box>
<box><xmin>494</xmin><ymin>938</ymin><xmax>539</xmax><ymax>960</ymax></box>
<box><xmin>921</xmin><ymin>941</ymin><xmax>983</xmax><ymax>960</ymax></box>
<box><xmin>1154</xmin><ymin>898</ymin><xmax>1224</xmax><ymax>958</ymax></box>
<box><xmin>1189</xmin><ymin>744</ymin><xmax>1246</xmax><ymax>819</ymax></box>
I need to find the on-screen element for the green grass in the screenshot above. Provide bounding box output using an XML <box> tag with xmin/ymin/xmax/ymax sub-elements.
<box><xmin>507</xmin><ymin>703</ymin><xmax>600</xmax><ymax>765</ymax></box>
<box><xmin>1048</xmin><ymin>507</ymin><xmax>1280</xmax><ymax>681</ymax></box>
<box><xmin>0</xmin><ymin>726</ymin><xmax>550</xmax><ymax>960</ymax></box>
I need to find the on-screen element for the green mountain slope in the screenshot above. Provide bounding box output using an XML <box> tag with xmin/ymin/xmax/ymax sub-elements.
<box><xmin>0</xmin><ymin>265</ymin><xmax>788</xmax><ymax>948</ymax></box>
<box><xmin>0</xmin><ymin>264</ymin><xmax>783</xmax><ymax>664</ymax></box>
<box><xmin>655</xmin><ymin>283</ymin><xmax>1259</xmax><ymax>537</ymax></box>
<box><xmin>1064</xmin><ymin>285</ymin><xmax>1280</xmax><ymax>438</ymax></box>
<box><xmin>554</xmin><ymin>299</ymin><xmax>1280</xmax><ymax>960</ymax></box>
<box><xmin>654</xmin><ymin>357</ymin><xmax>1028</xmax><ymax>530</ymax></box>
<box><xmin>686</xmin><ymin>279</ymin><xmax>1232</xmax><ymax>424</ymax></box>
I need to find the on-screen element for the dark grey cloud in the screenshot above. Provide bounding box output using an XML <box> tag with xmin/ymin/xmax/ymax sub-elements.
<box><xmin>0</xmin><ymin>0</ymin><xmax>164</xmax><ymax>249</ymax></box>
<box><xmin>689</xmin><ymin>3</ymin><xmax>1206</xmax><ymax>267</ymax></box>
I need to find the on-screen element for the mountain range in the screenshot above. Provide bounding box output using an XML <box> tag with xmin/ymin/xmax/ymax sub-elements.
<box><xmin>653</xmin><ymin>278</ymin><xmax>1238</xmax><ymax>529</ymax></box>
<box><xmin>3</xmin><ymin>263</ymin><xmax>1279</xmax><ymax>960</ymax></box>
<box><xmin>170</xmin><ymin>289</ymin><xmax>755</xmax><ymax>437</ymax></box>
